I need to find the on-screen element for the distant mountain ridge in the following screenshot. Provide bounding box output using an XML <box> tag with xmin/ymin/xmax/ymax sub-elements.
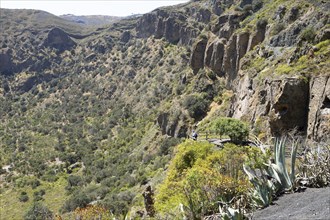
<box><xmin>60</xmin><ymin>14</ymin><xmax>123</xmax><ymax>26</ymax></box>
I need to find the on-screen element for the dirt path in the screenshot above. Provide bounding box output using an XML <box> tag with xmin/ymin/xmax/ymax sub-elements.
<box><xmin>251</xmin><ymin>187</ymin><xmax>330</xmax><ymax>220</ymax></box>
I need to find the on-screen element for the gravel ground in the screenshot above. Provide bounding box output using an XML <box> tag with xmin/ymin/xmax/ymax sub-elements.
<box><xmin>251</xmin><ymin>187</ymin><xmax>330</xmax><ymax>220</ymax></box>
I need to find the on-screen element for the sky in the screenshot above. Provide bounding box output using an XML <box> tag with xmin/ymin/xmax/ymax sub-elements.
<box><xmin>1</xmin><ymin>0</ymin><xmax>189</xmax><ymax>16</ymax></box>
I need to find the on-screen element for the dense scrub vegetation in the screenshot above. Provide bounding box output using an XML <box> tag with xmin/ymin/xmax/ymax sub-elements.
<box><xmin>155</xmin><ymin>140</ymin><xmax>268</xmax><ymax>219</ymax></box>
<box><xmin>0</xmin><ymin>0</ymin><xmax>329</xmax><ymax>218</ymax></box>
<box><xmin>0</xmin><ymin>28</ymin><xmax>219</xmax><ymax>219</ymax></box>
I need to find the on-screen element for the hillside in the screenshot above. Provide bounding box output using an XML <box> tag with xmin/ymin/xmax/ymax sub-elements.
<box><xmin>0</xmin><ymin>0</ymin><xmax>329</xmax><ymax>219</ymax></box>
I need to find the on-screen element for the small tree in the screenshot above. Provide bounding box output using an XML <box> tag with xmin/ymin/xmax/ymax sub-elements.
<box><xmin>213</xmin><ymin>117</ymin><xmax>249</xmax><ymax>144</ymax></box>
<box><xmin>183</xmin><ymin>94</ymin><xmax>210</xmax><ymax>120</ymax></box>
<box><xmin>19</xmin><ymin>191</ymin><xmax>29</xmax><ymax>202</ymax></box>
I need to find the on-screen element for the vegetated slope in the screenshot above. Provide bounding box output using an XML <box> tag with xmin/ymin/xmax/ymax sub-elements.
<box><xmin>0</xmin><ymin>4</ymin><xmax>213</xmax><ymax>218</ymax></box>
<box><xmin>0</xmin><ymin>0</ymin><xmax>329</xmax><ymax>218</ymax></box>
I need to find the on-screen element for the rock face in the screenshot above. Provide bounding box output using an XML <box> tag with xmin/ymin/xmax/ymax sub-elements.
<box><xmin>307</xmin><ymin>76</ymin><xmax>330</xmax><ymax>142</ymax></box>
<box><xmin>43</xmin><ymin>27</ymin><xmax>76</xmax><ymax>52</ymax></box>
<box><xmin>248</xmin><ymin>20</ymin><xmax>267</xmax><ymax>51</ymax></box>
<box><xmin>269</xmin><ymin>79</ymin><xmax>309</xmax><ymax>136</ymax></box>
<box><xmin>189</xmin><ymin>29</ymin><xmax>266</xmax><ymax>84</ymax></box>
<box><xmin>231</xmin><ymin>74</ymin><xmax>329</xmax><ymax>141</ymax></box>
<box><xmin>232</xmin><ymin>77</ymin><xmax>309</xmax><ymax>137</ymax></box>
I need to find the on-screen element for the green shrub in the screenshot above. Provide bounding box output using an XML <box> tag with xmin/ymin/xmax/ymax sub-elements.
<box><xmin>19</xmin><ymin>191</ymin><xmax>29</xmax><ymax>202</ymax></box>
<box><xmin>159</xmin><ymin>137</ymin><xmax>181</xmax><ymax>155</ymax></box>
<box><xmin>41</xmin><ymin>170</ymin><xmax>59</xmax><ymax>182</ymax></box>
<box><xmin>33</xmin><ymin>189</ymin><xmax>46</xmax><ymax>202</ymax></box>
<box><xmin>212</xmin><ymin>117</ymin><xmax>249</xmax><ymax>144</ymax></box>
<box><xmin>30</xmin><ymin>179</ymin><xmax>41</xmax><ymax>189</ymax></box>
<box><xmin>67</xmin><ymin>175</ymin><xmax>83</xmax><ymax>187</ymax></box>
<box><xmin>62</xmin><ymin>191</ymin><xmax>91</xmax><ymax>212</ymax></box>
<box><xmin>300</xmin><ymin>27</ymin><xmax>316</xmax><ymax>42</ymax></box>
<box><xmin>271</xmin><ymin>23</ymin><xmax>285</xmax><ymax>35</ymax></box>
<box><xmin>182</xmin><ymin>94</ymin><xmax>210</xmax><ymax>120</ymax></box>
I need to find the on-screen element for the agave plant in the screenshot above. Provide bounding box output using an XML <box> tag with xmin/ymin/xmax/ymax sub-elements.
<box><xmin>243</xmin><ymin>136</ymin><xmax>299</xmax><ymax>208</ymax></box>
<box><xmin>243</xmin><ymin>165</ymin><xmax>274</xmax><ymax>207</ymax></box>
<box><xmin>266</xmin><ymin>136</ymin><xmax>298</xmax><ymax>192</ymax></box>
<box><xmin>218</xmin><ymin>201</ymin><xmax>244</xmax><ymax>220</ymax></box>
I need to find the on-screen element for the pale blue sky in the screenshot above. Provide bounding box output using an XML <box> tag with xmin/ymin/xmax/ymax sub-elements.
<box><xmin>1</xmin><ymin>0</ymin><xmax>189</xmax><ymax>16</ymax></box>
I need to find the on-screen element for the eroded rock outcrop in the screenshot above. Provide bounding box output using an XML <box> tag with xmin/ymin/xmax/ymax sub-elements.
<box><xmin>190</xmin><ymin>13</ymin><xmax>266</xmax><ymax>84</ymax></box>
<box><xmin>190</xmin><ymin>37</ymin><xmax>208</xmax><ymax>74</ymax></box>
<box><xmin>204</xmin><ymin>37</ymin><xmax>225</xmax><ymax>76</ymax></box>
<box><xmin>136</xmin><ymin>9</ymin><xmax>197</xmax><ymax>45</ymax></box>
<box><xmin>223</xmin><ymin>34</ymin><xmax>238</xmax><ymax>82</ymax></box>
<box><xmin>43</xmin><ymin>27</ymin><xmax>76</xmax><ymax>52</ymax></box>
<box><xmin>157</xmin><ymin>112</ymin><xmax>188</xmax><ymax>138</ymax></box>
<box><xmin>143</xmin><ymin>185</ymin><xmax>155</xmax><ymax>217</ymax></box>
<box><xmin>248</xmin><ymin>20</ymin><xmax>267</xmax><ymax>51</ymax></box>
<box><xmin>120</xmin><ymin>31</ymin><xmax>131</xmax><ymax>43</ymax></box>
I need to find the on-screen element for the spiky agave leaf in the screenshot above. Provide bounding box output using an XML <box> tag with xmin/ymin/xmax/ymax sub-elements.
<box><xmin>243</xmin><ymin>165</ymin><xmax>273</xmax><ymax>207</ymax></box>
<box><xmin>290</xmin><ymin>139</ymin><xmax>298</xmax><ymax>184</ymax></box>
<box><xmin>267</xmin><ymin>137</ymin><xmax>298</xmax><ymax>191</ymax></box>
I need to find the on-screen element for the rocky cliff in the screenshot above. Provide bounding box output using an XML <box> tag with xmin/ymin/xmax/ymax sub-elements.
<box><xmin>184</xmin><ymin>0</ymin><xmax>330</xmax><ymax>141</ymax></box>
